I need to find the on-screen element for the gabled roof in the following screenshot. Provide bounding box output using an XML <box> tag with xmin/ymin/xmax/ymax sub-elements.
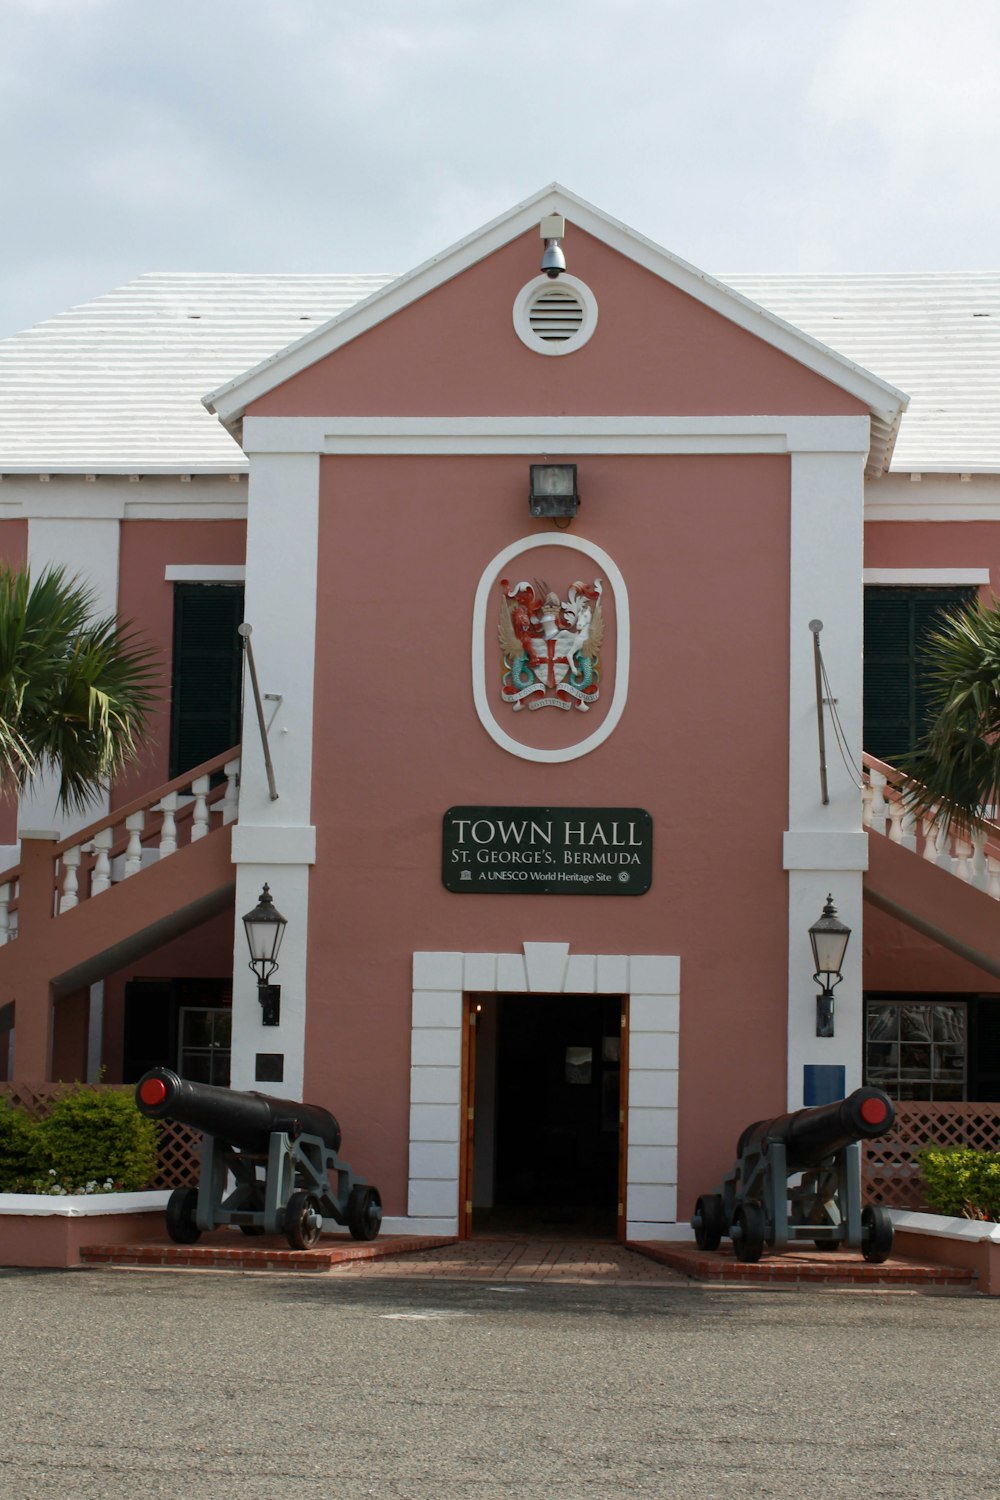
<box><xmin>204</xmin><ymin>184</ymin><xmax>908</xmax><ymax>477</ymax></box>
<box><xmin>1</xmin><ymin>196</ymin><xmax>997</xmax><ymax>478</ymax></box>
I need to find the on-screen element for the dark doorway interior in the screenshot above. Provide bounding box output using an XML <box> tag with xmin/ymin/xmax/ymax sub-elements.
<box><xmin>472</xmin><ymin>993</ymin><xmax>622</xmax><ymax>1238</ymax></box>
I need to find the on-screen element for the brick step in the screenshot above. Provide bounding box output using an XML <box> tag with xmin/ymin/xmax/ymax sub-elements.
<box><xmin>631</xmin><ymin>1242</ymin><xmax>977</xmax><ymax>1288</ymax></box>
<box><xmin>80</xmin><ymin>1232</ymin><xmax>456</xmax><ymax>1273</ymax></box>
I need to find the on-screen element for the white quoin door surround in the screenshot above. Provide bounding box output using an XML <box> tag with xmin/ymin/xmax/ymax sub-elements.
<box><xmin>393</xmin><ymin>944</ymin><xmax>681</xmax><ymax>1241</ymax></box>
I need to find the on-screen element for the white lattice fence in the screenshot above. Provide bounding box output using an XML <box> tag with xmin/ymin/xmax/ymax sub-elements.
<box><xmin>863</xmin><ymin>1102</ymin><xmax>1000</xmax><ymax>1210</ymax></box>
<box><xmin>0</xmin><ymin>1082</ymin><xmax>200</xmax><ymax>1188</ymax></box>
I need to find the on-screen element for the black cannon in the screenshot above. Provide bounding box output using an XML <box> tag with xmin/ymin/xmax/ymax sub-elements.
<box><xmin>690</xmin><ymin>1087</ymin><xmax>895</xmax><ymax>1264</ymax></box>
<box><xmin>136</xmin><ymin>1068</ymin><xmax>382</xmax><ymax>1250</ymax></box>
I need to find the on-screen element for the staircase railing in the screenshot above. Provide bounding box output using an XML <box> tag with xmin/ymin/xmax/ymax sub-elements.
<box><xmin>862</xmin><ymin>752</ymin><xmax>1000</xmax><ymax>899</ymax></box>
<box><xmin>0</xmin><ymin>748</ymin><xmax>240</xmax><ymax>945</ymax></box>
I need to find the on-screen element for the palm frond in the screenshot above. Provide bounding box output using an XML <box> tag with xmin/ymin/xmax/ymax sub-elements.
<box><xmin>0</xmin><ymin>565</ymin><xmax>161</xmax><ymax>813</ymax></box>
<box><xmin>896</xmin><ymin>594</ymin><xmax>1000</xmax><ymax>834</ymax></box>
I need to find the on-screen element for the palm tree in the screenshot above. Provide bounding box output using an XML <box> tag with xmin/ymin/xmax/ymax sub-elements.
<box><xmin>0</xmin><ymin>565</ymin><xmax>159</xmax><ymax>813</ymax></box>
<box><xmin>898</xmin><ymin>593</ymin><xmax>1000</xmax><ymax>834</ymax></box>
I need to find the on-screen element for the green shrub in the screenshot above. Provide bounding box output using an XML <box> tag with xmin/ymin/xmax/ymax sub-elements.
<box><xmin>0</xmin><ymin>1099</ymin><xmax>39</xmax><ymax>1190</ymax></box>
<box><xmin>28</xmin><ymin>1087</ymin><xmax>158</xmax><ymax>1194</ymax></box>
<box><xmin>919</xmin><ymin>1146</ymin><xmax>1000</xmax><ymax>1221</ymax></box>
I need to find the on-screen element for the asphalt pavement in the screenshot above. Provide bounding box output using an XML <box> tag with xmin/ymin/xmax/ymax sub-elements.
<box><xmin>1</xmin><ymin>1267</ymin><xmax>997</xmax><ymax>1500</ymax></box>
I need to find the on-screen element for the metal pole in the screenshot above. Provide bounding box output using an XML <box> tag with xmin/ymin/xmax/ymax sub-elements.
<box><xmin>809</xmin><ymin>620</ymin><xmax>829</xmax><ymax>806</ymax></box>
<box><xmin>238</xmin><ymin>623</ymin><xmax>279</xmax><ymax>801</ymax></box>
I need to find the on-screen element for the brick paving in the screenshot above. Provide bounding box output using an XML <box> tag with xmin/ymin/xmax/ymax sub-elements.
<box><xmin>329</xmin><ymin>1237</ymin><xmax>687</xmax><ymax>1284</ymax></box>
<box><xmin>77</xmin><ymin>1231</ymin><xmax>978</xmax><ymax>1290</ymax></box>
<box><xmin>633</xmin><ymin>1240</ymin><xmax>977</xmax><ymax>1289</ymax></box>
<box><xmin>79</xmin><ymin>1233</ymin><xmax>455</xmax><ymax>1274</ymax></box>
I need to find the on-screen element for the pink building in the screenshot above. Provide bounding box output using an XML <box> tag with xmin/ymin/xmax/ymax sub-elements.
<box><xmin>1</xmin><ymin>185</ymin><xmax>998</xmax><ymax>1239</ymax></box>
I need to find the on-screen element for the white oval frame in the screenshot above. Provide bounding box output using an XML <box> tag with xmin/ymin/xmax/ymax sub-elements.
<box><xmin>472</xmin><ymin>533</ymin><xmax>630</xmax><ymax>763</ymax></box>
<box><xmin>512</xmin><ymin>274</ymin><xmax>599</xmax><ymax>356</ymax></box>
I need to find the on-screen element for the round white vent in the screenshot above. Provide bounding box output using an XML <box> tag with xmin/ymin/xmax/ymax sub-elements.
<box><xmin>513</xmin><ymin>274</ymin><xmax>598</xmax><ymax>356</ymax></box>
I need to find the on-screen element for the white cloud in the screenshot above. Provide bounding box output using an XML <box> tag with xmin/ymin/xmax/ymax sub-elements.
<box><xmin>0</xmin><ymin>0</ymin><xmax>998</xmax><ymax>336</ymax></box>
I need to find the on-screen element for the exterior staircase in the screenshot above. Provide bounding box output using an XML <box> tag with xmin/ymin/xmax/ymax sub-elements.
<box><xmin>863</xmin><ymin>752</ymin><xmax>1000</xmax><ymax>979</ymax></box>
<box><xmin>0</xmin><ymin>749</ymin><xmax>240</xmax><ymax>1078</ymax></box>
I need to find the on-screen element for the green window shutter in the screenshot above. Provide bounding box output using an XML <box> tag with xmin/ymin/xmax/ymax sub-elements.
<box><xmin>170</xmin><ymin>584</ymin><xmax>244</xmax><ymax>777</ymax></box>
<box><xmin>864</xmin><ymin>586</ymin><xmax>976</xmax><ymax>763</ymax></box>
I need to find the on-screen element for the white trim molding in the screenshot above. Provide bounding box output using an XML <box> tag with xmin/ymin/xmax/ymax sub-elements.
<box><xmin>472</xmin><ymin>534</ymin><xmax>630</xmax><ymax>763</ymax></box>
<box><xmin>164</xmin><ymin>564</ymin><xmax>247</xmax><ymax>583</ymax></box>
<box><xmin>242</xmin><ymin>413</ymin><xmax>874</xmax><ymax>458</ymax></box>
<box><xmin>384</xmin><ymin>945</ymin><xmax>681</xmax><ymax>1241</ymax></box>
<box><xmin>862</xmin><ymin>568</ymin><xmax>990</xmax><ymax>586</ymax></box>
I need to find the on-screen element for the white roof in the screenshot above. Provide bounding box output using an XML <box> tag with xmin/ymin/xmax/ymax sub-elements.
<box><xmin>0</xmin><ymin>273</ymin><xmax>393</xmax><ymax>475</ymax></box>
<box><xmin>0</xmin><ymin>264</ymin><xmax>995</xmax><ymax>476</ymax></box>
<box><xmin>726</xmin><ymin>273</ymin><xmax>1000</xmax><ymax>474</ymax></box>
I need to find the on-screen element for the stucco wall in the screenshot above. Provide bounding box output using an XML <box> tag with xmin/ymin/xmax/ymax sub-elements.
<box><xmin>304</xmin><ymin>450</ymin><xmax>791</xmax><ymax>1217</ymax></box>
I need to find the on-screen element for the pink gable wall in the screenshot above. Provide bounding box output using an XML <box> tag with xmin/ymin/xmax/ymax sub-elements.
<box><xmin>249</xmin><ymin>226</ymin><xmax>868</xmax><ymax>420</ymax></box>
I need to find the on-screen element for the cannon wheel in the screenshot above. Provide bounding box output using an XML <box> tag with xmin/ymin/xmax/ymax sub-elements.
<box><xmin>165</xmin><ymin>1187</ymin><xmax>201</xmax><ymax>1244</ymax></box>
<box><xmin>733</xmin><ymin>1200</ymin><xmax>765</xmax><ymax>1264</ymax></box>
<box><xmin>861</xmin><ymin>1204</ymin><xmax>894</xmax><ymax>1264</ymax></box>
<box><xmin>284</xmin><ymin>1191</ymin><xmax>322</xmax><ymax>1250</ymax></box>
<box><xmin>346</xmin><ymin>1184</ymin><xmax>383</xmax><ymax>1241</ymax></box>
<box><xmin>693</xmin><ymin>1193</ymin><xmax>726</xmax><ymax>1252</ymax></box>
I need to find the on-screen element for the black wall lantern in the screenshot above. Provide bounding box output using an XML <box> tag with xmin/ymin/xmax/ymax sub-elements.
<box><xmin>809</xmin><ymin>894</ymin><xmax>851</xmax><ymax>1039</ymax></box>
<box><xmin>242</xmin><ymin>883</ymin><xmax>287</xmax><ymax>1027</ymax></box>
<box><xmin>529</xmin><ymin>463</ymin><xmax>579</xmax><ymax>521</ymax></box>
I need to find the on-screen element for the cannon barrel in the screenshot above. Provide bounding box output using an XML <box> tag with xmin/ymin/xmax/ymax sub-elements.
<box><xmin>735</xmin><ymin>1087</ymin><xmax>894</xmax><ymax>1174</ymax></box>
<box><xmin>135</xmin><ymin>1068</ymin><xmax>342</xmax><ymax>1155</ymax></box>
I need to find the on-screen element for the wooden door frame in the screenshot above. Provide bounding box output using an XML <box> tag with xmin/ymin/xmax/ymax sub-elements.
<box><xmin>459</xmin><ymin>990</ymin><xmax>627</xmax><ymax>1242</ymax></box>
<box><xmin>618</xmin><ymin>994</ymin><xmax>629</xmax><ymax>1243</ymax></box>
<box><xmin>458</xmin><ymin>993</ymin><xmax>478</xmax><ymax>1239</ymax></box>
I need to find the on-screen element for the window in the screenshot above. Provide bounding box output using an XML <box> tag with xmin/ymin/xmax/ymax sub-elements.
<box><xmin>865</xmin><ymin>997</ymin><xmax>967</xmax><ymax>1101</ymax></box>
<box><xmin>122</xmin><ymin>978</ymin><xmax>232</xmax><ymax>1084</ymax></box>
<box><xmin>170</xmin><ymin>584</ymin><xmax>244</xmax><ymax>777</ymax></box>
<box><xmin>178</xmin><ymin>1006</ymin><xmax>231</xmax><ymax>1086</ymax></box>
<box><xmin>863</xmin><ymin>586</ymin><xmax>976</xmax><ymax>762</ymax></box>
<box><xmin>865</xmin><ymin>994</ymin><xmax>1000</xmax><ymax>1101</ymax></box>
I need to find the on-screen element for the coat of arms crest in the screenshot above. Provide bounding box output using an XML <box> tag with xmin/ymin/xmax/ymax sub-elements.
<box><xmin>497</xmin><ymin>577</ymin><xmax>604</xmax><ymax>712</ymax></box>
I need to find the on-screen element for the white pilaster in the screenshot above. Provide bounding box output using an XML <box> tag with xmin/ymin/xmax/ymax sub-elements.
<box><xmin>229</xmin><ymin>452</ymin><xmax>320</xmax><ymax>1099</ymax></box>
<box><xmin>785</xmin><ymin>446</ymin><xmax>868</xmax><ymax>1108</ymax></box>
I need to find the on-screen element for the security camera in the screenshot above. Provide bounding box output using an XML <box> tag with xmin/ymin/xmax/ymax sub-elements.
<box><xmin>541</xmin><ymin>239</ymin><xmax>566</xmax><ymax>278</ymax></box>
<box><xmin>539</xmin><ymin>213</ymin><xmax>566</xmax><ymax>278</ymax></box>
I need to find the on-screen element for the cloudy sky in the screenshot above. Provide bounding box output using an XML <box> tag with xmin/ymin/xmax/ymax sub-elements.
<box><xmin>1</xmin><ymin>0</ymin><xmax>998</xmax><ymax>339</ymax></box>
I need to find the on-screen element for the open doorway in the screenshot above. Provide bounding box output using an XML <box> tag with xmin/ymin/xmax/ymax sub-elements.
<box><xmin>464</xmin><ymin>992</ymin><xmax>625</xmax><ymax>1240</ymax></box>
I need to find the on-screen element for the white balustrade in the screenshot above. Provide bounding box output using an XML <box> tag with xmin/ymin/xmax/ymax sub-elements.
<box><xmin>0</xmin><ymin>883</ymin><xmax>10</xmax><ymax>946</ymax></box>
<box><xmin>865</xmin><ymin>757</ymin><xmax>1000</xmax><ymax>902</ymax></box>
<box><xmin>191</xmin><ymin>776</ymin><xmax>210</xmax><ymax>841</ymax></box>
<box><xmin>124</xmin><ymin>811</ymin><xmax>145</xmax><ymax>878</ymax></box>
<box><xmin>91</xmin><ymin>827</ymin><xmax>114</xmax><ymax>895</ymax></box>
<box><xmin>222</xmin><ymin>759</ymin><xmax>240</xmax><ymax>825</ymax></box>
<box><xmin>60</xmin><ymin>846</ymin><xmax>81</xmax><ymax>913</ymax></box>
<box><xmin>27</xmin><ymin>753</ymin><xmax>243</xmax><ymax>925</ymax></box>
<box><xmin>156</xmin><ymin>793</ymin><xmax>178</xmax><ymax>857</ymax></box>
